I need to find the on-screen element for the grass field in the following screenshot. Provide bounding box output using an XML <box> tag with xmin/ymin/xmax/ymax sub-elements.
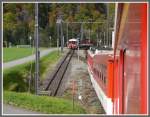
<box><xmin>3</xmin><ymin>51</ymin><xmax>62</xmax><ymax>92</ymax></box>
<box><xmin>4</xmin><ymin>91</ymin><xmax>86</xmax><ymax>114</ymax></box>
<box><xmin>3</xmin><ymin>47</ymin><xmax>48</xmax><ymax>62</ymax></box>
<box><xmin>3</xmin><ymin>47</ymin><xmax>35</xmax><ymax>62</ymax></box>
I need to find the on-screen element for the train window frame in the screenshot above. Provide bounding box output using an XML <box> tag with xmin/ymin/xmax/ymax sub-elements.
<box><xmin>102</xmin><ymin>73</ymin><xmax>103</xmax><ymax>81</ymax></box>
<box><xmin>104</xmin><ymin>76</ymin><xmax>106</xmax><ymax>84</ymax></box>
<box><xmin>98</xmin><ymin>71</ymin><xmax>100</xmax><ymax>79</ymax></box>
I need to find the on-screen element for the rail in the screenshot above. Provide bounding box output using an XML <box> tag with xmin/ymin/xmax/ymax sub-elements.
<box><xmin>44</xmin><ymin>50</ymin><xmax>74</xmax><ymax>96</ymax></box>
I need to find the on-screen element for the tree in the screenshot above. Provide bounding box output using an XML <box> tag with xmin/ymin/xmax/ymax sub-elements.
<box><xmin>3</xmin><ymin>3</ymin><xmax>115</xmax><ymax>47</ymax></box>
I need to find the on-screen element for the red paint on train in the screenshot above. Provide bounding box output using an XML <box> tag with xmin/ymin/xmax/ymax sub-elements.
<box><xmin>87</xmin><ymin>3</ymin><xmax>148</xmax><ymax>115</ymax></box>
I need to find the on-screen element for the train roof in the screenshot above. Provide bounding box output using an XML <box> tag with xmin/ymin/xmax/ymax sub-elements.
<box><xmin>68</xmin><ymin>38</ymin><xmax>78</xmax><ymax>42</ymax></box>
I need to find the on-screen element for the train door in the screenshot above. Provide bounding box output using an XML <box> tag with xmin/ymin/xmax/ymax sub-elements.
<box><xmin>123</xmin><ymin>48</ymin><xmax>141</xmax><ymax>114</ymax></box>
<box><xmin>113</xmin><ymin>49</ymin><xmax>127</xmax><ymax>114</ymax></box>
<box><xmin>118</xmin><ymin>49</ymin><xmax>125</xmax><ymax>114</ymax></box>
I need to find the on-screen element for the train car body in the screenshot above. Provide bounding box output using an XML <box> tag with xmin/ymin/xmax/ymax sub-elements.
<box><xmin>67</xmin><ymin>38</ymin><xmax>78</xmax><ymax>49</ymax></box>
<box><xmin>87</xmin><ymin>3</ymin><xmax>148</xmax><ymax>115</ymax></box>
<box><xmin>79</xmin><ymin>39</ymin><xmax>95</xmax><ymax>49</ymax></box>
<box><xmin>87</xmin><ymin>50</ymin><xmax>114</xmax><ymax>114</ymax></box>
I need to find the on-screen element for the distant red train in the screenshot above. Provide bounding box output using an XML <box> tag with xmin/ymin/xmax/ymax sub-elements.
<box><xmin>67</xmin><ymin>38</ymin><xmax>78</xmax><ymax>49</ymax></box>
<box><xmin>87</xmin><ymin>3</ymin><xmax>148</xmax><ymax>115</ymax></box>
<box><xmin>79</xmin><ymin>39</ymin><xmax>95</xmax><ymax>49</ymax></box>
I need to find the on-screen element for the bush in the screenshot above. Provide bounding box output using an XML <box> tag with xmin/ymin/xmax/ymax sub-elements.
<box><xmin>3</xmin><ymin>51</ymin><xmax>61</xmax><ymax>93</ymax></box>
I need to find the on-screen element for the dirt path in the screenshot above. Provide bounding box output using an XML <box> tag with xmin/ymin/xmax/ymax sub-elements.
<box><xmin>4</xmin><ymin>48</ymin><xmax>57</xmax><ymax>69</ymax></box>
<box><xmin>58</xmin><ymin>49</ymin><xmax>105</xmax><ymax>114</ymax></box>
<box><xmin>3</xmin><ymin>104</ymin><xmax>41</xmax><ymax>114</ymax></box>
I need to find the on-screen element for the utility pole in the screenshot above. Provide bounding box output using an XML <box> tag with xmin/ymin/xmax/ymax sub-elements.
<box><xmin>97</xmin><ymin>33</ymin><xmax>98</xmax><ymax>47</ymax></box>
<box><xmin>57</xmin><ymin>15</ymin><xmax>63</xmax><ymax>53</ymax></box>
<box><xmin>66</xmin><ymin>22</ymin><xmax>68</xmax><ymax>46</ymax></box>
<box><xmin>29</xmin><ymin>36</ymin><xmax>32</xmax><ymax>48</ymax></box>
<box><xmin>81</xmin><ymin>23</ymin><xmax>83</xmax><ymax>41</ymax></box>
<box><xmin>89</xmin><ymin>19</ymin><xmax>93</xmax><ymax>40</ymax></box>
<box><xmin>56</xmin><ymin>21</ymin><xmax>60</xmax><ymax>53</ymax></box>
<box><xmin>60</xmin><ymin>18</ymin><xmax>63</xmax><ymax>52</ymax></box>
<box><xmin>35</xmin><ymin>3</ymin><xmax>39</xmax><ymax>95</ymax></box>
<box><xmin>49</xmin><ymin>36</ymin><xmax>52</xmax><ymax>48</ymax></box>
<box><xmin>104</xmin><ymin>32</ymin><xmax>105</xmax><ymax>46</ymax></box>
<box><xmin>63</xmin><ymin>36</ymin><xmax>64</xmax><ymax>48</ymax></box>
<box><xmin>71</xmin><ymin>26</ymin><xmax>73</xmax><ymax>38</ymax></box>
<box><xmin>99</xmin><ymin>32</ymin><xmax>101</xmax><ymax>47</ymax></box>
<box><xmin>89</xmin><ymin>29</ymin><xmax>91</xmax><ymax>40</ymax></box>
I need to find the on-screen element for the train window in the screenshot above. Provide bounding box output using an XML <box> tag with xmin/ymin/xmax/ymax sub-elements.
<box><xmin>97</xmin><ymin>70</ymin><xmax>99</xmax><ymax>77</ymax></box>
<box><xmin>94</xmin><ymin>68</ymin><xmax>96</xmax><ymax>74</ymax></box>
<box><xmin>98</xmin><ymin>71</ymin><xmax>100</xmax><ymax>79</ymax></box>
<box><xmin>96</xmin><ymin>70</ymin><xmax>97</xmax><ymax>76</ymax></box>
<box><xmin>95</xmin><ymin>69</ymin><xmax>97</xmax><ymax>74</ymax></box>
<box><xmin>104</xmin><ymin>76</ymin><xmax>106</xmax><ymax>84</ymax></box>
<box><xmin>97</xmin><ymin>70</ymin><xmax>99</xmax><ymax>78</ymax></box>
<box><xmin>100</xmin><ymin>72</ymin><xmax>102</xmax><ymax>79</ymax></box>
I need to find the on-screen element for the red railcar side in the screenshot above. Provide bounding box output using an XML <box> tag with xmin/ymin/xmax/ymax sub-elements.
<box><xmin>87</xmin><ymin>50</ymin><xmax>114</xmax><ymax>114</ymax></box>
<box><xmin>113</xmin><ymin>3</ymin><xmax>148</xmax><ymax>114</ymax></box>
<box><xmin>140</xmin><ymin>3</ymin><xmax>147</xmax><ymax>114</ymax></box>
<box><xmin>87</xmin><ymin>3</ymin><xmax>148</xmax><ymax>115</ymax></box>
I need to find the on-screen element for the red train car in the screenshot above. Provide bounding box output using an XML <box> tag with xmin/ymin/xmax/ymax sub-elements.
<box><xmin>87</xmin><ymin>3</ymin><xmax>148</xmax><ymax>115</ymax></box>
<box><xmin>79</xmin><ymin>39</ymin><xmax>95</xmax><ymax>49</ymax></box>
<box><xmin>67</xmin><ymin>38</ymin><xmax>78</xmax><ymax>49</ymax></box>
<box><xmin>87</xmin><ymin>50</ymin><xmax>114</xmax><ymax>114</ymax></box>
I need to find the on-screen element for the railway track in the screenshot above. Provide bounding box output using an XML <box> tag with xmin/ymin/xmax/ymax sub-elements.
<box><xmin>44</xmin><ymin>50</ymin><xmax>74</xmax><ymax>96</ymax></box>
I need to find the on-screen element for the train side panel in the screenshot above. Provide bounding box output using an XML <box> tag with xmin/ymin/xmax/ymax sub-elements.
<box><xmin>87</xmin><ymin>3</ymin><xmax>148</xmax><ymax>115</ymax></box>
<box><xmin>140</xmin><ymin>3</ymin><xmax>147</xmax><ymax>114</ymax></box>
<box><xmin>87</xmin><ymin>50</ymin><xmax>114</xmax><ymax>114</ymax></box>
<box><xmin>114</xmin><ymin>3</ymin><xmax>148</xmax><ymax>114</ymax></box>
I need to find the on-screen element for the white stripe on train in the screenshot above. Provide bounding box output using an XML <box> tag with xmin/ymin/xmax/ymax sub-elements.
<box><xmin>87</xmin><ymin>66</ymin><xmax>113</xmax><ymax>115</ymax></box>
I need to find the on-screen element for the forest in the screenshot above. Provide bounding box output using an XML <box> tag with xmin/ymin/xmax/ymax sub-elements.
<box><xmin>3</xmin><ymin>3</ymin><xmax>115</xmax><ymax>47</ymax></box>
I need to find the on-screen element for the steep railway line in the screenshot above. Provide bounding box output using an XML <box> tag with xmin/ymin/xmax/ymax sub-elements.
<box><xmin>44</xmin><ymin>50</ymin><xmax>74</xmax><ymax>96</ymax></box>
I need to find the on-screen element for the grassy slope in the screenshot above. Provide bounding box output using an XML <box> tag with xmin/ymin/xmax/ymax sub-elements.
<box><xmin>4</xmin><ymin>91</ymin><xmax>86</xmax><ymax>114</ymax></box>
<box><xmin>3</xmin><ymin>51</ymin><xmax>62</xmax><ymax>92</ymax></box>
<box><xmin>3</xmin><ymin>50</ymin><xmax>86</xmax><ymax>114</ymax></box>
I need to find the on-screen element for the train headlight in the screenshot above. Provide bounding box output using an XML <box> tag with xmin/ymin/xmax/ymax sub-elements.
<box><xmin>78</xmin><ymin>95</ymin><xmax>82</xmax><ymax>100</ymax></box>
